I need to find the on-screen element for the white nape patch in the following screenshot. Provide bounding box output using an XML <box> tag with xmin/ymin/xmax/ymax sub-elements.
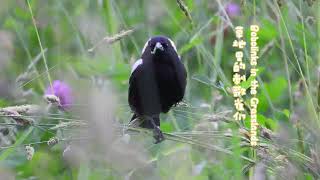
<box><xmin>168</xmin><ymin>38</ymin><xmax>178</xmax><ymax>53</ymax></box>
<box><xmin>131</xmin><ymin>59</ymin><xmax>143</xmax><ymax>74</ymax></box>
<box><xmin>141</xmin><ymin>38</ymin><xmax>151</xmax><ymax>54</ymax></box>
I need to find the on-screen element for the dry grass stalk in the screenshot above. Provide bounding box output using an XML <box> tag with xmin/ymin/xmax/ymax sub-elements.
<box><xmin>44</xmin><ymin>94</ymin><xmax>61</xmax><ymax>106</ymax></box>
<box><xmin>87</xmin><ymin>29</ymin><xmax>134</xmax><ymax>52</ymax></box>
<box><xmin>49</xmin><ymin>121</ymin><xmax>87</xmax><ymax>130</ymax></box>
<box><xmin>0</xmin><ymin>104</ymin><xmax>40</xmax><ymax>114</ymax></box>
<box><xmin>176</xmin><ymin>0</ymin><xmax>193</xmax><ymax>24</ymax></box>
<box><xmin>0</xmin><ymin>105</ymin><xmax>38</xmax><ymax>125</ymax></box>
<box><xmin>260</xmin><ymin>126</ymin><xmax>275</xmax><ymax>140</ymax></box>
<box><xmin>16</xmin><ymin>70</ymin><xmax>36</xmax><ymax>84</ymax></box>
<box><xmin>205</xmin><ymin>110</ymin><xmax>232</xmax><ymax>122</ymax></box>
<box><xmin>16</xmin><ymin>48</ymin><xmax>47</xmax><ymax>84</ymax></box>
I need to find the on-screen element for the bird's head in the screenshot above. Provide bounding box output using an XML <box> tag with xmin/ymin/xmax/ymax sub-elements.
<box><xmin>141</xmin><ymin>36</ymin><xmax>178</xmax><ymax>58</ymax></box>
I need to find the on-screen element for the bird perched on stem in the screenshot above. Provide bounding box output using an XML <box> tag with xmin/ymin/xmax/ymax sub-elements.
<box><xmin>128</xmin><ymin>36</ymin><xmax>187</xmax><ymax>143</ymax></box>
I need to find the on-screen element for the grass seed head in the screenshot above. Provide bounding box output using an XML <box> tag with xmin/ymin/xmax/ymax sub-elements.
<box><xmin>47</xmin><ymin>137</ymin><xmax>59</xmax><ymax>146</ymax></box>
<box><xmin>25</xmin><ymin>145</ymin><xmax>34</xmax><ymax>161</ymax></box>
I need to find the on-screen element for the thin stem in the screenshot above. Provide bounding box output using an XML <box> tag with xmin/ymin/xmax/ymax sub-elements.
<box><xmin>274</xmin><ymin>0</ymin><xmax>319</xmax><ymax>128</ymax></box>
<box><xmin>26</xmin><ymin>0</ymin><xmax>53</xmax><ymax>89</ymax></box>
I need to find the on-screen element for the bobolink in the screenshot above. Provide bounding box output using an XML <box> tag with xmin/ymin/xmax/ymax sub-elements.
<box><xmin>128</xmin><ymin>36</ymin><xmax>187</xmax><ymax>143</ymax></box>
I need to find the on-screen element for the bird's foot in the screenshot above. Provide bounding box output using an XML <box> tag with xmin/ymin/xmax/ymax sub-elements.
<box><xmin>153</xmin><ymin>126</ymin><xmax>165</xmax><ymax>144</ymax></box>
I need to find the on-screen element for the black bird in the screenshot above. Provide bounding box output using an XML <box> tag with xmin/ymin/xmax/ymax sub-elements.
<box><xmin>128</xmin><ymin>36</ymin><xmax>187</xmax><ymax>143</ymax></box>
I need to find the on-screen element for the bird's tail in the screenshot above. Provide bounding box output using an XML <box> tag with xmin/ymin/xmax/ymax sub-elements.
<box><xmin>129</xmin><ymin>114</ymin><xmax>159</xmax><ymax>129</ymax></box>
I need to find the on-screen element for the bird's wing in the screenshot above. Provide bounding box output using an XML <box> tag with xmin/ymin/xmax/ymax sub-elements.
<box><xmin>128</xmin><ymin>58</ymin><xmax>144</xmax><ymax>113</ymax></box>
<box><xmin>131</xmin><ymin>58</ymin><xmax>143</xmax><ymax>74</ymax></box>
<box><xmin>171</xmin><ymin>53</ymin><xmax>187</xmax><ymax>82</ymax></box>
<box><xmin>173</xmin><ymin>55</ymin><xmax>187</xmax><ymax>103</ymax></box>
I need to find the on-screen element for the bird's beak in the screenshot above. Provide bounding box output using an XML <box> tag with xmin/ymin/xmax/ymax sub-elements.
<box><xmin>151</xmin><ymin>42</ymin><xmax>164</xmax><ymax>54</ymax></box>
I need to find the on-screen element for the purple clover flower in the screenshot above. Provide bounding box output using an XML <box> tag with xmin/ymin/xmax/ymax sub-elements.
<box><xmin>45</xmin><ymin>80</ymin><xmax>73</xmax><ymax>109</ymax></box>
<box><xmin>225</xmin><ymin>2</ymin><xmax>241</xmax><ymax>18</ymax></box>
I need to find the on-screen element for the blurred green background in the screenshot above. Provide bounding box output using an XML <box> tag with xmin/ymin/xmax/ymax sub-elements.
<box><xmin>0</xmin><ymin>0</ymin><xmax>320</xmax><ymax>179</ymax></box>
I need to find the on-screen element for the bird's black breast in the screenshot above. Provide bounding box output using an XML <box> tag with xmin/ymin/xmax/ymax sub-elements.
<box><xmin>128</xmin><ymin>55</ymin><xmax>186</xmax><ymax>116</ymax></box>
<box><xmin>154</xmin><ymin>61</ymin><xmax>185</xmax><ymax>113</ymax></box>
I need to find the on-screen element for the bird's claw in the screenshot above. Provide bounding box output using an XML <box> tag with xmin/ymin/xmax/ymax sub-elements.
<box><xmin>153</xmin><ymin>126</ymin><xmax>165</xmax><ymax>144</ymax></box>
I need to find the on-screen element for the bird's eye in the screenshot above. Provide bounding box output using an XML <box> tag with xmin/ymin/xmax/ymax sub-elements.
<box><xmin>149</xmin><ymin>43</ymin><xmax>155</xmax><ymax>48</ymax></box>
<box><xmin>163</xmin><ymin>43</ymin><xmax>168</xmax><ymax>48</ymax></box>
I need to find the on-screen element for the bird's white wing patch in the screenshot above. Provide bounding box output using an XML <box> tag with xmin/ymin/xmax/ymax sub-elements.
<box><xmin>168</xmin><ymin>38</ymin><xmax>178</xmax><ymax>53</ymax></box>
<box><xmin>168</xmin><ymin>38</ymin><xmax>181</xmax><ymax>60</ymax></box>
<box><xmin>131</xmin><ymin>59</ymin><xmax>143</xmax><ymax>74</ymax></box>
<box><xmin>141</xmin><ymin>38</ymin><xmax>151</xmax><ymax>54</ymax></box>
